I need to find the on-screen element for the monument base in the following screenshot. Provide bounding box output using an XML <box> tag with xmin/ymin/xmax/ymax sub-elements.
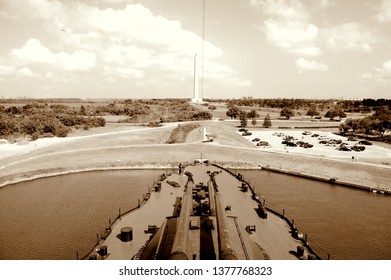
<box><xmin>191</xmin><ymin>98</ymin><xmax>203</xmax><ymax>103</ymax></box>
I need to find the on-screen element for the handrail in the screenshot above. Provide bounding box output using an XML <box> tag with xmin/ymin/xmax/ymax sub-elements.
<box><xmin>211</xmin><ymin>163</ymin><xmax>329</xmax><ymax>260</ymax></box>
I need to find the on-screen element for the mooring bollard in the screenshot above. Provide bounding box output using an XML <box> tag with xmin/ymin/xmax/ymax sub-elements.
<box><xmin>297</xmin><ymin>245</ymin><xmax>305</xmax><ymax>257</ymax></box>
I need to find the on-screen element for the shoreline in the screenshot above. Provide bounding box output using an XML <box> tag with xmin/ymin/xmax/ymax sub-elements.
<box><xmin>0</xmin><ymin>164</ymin><xmax>177</xmax><ymax>189</ymax></box>
<box><xmin>1</xmin><ymin>159</ymin><xmax>389</xmax><ymax>195</ymax></box>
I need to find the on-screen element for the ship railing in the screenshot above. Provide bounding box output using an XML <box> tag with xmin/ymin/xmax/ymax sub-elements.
<box><xmin>78</xmin><ymin>166</ymin><xmax>176</xmax><ymax>260</ymax></box>
<box><xmin>211</xmin><ymin>162</ymin><xmax>331</xmax><ymax>260</ymax></box>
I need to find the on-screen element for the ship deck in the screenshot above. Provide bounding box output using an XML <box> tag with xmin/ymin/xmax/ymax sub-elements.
<box><xmin>96</xmin><ymin>163</ymin><xmax>305</xmax><ymax>260</ymax></box>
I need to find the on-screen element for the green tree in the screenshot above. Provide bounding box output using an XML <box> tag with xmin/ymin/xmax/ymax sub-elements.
<box><xmin>326</xmin><ymin>107</ymin><xmax>346</xmax><ymax>120</ymax></box>
<box><xmin>79</xmin><ymin>105</ymin><xmax>87</xmax><ymax>116</ymax></box>
<box><xmin>239</xmin><ymin>110</ymin><xmax>248</xmax><ymax>127</ymax></box>
<box><xmin>226</xmin><ymin>105</ymin><xmax>240</xmax><ymax>119</ymax></box>
<box><xmin>208</xmin><ymin>105</ymin><xmax>217</xmax><ymax>111</ymax></box>
<box><xmin>247</xmin><ymin>109</ymin><xmax>259</xmax><ymax>119</ymax></box>
<box><xmin>280</xmin><ymin>107</ymin><xmax>294</xmax><ymax>120</ymax></box>
<box><xmin>263</xmin><ymin>114</ymin><xmax>272</xmax><ymax>128</ymax></box>
<box><xmin>306</xmin><ymin>106</ymin><xmax>319</xmax><ymax>118</ymax></box>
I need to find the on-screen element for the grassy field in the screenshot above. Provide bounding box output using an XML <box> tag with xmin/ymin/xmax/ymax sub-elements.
<box><xmin>1</xmin><ymin>99</ymin><xmax>390</xmax><ymax>193</ymax></box>
<box><xmin>166</xmin><ymin>123</ymin><xmax>200</xmax><ymax>144</ymax></box>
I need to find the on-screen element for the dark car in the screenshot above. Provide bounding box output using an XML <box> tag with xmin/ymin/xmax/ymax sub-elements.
<box><xmin>351</xmin><ymin>145</ymin><xmax>366</xmax><ymax>151</ymax></box>
<box><xmin>242</xmin><ymin>131</ymin><xmax>252</xmax><ymax>136</ymax></box>
<box><xmin>286</xmin><ymin>141</ymin><xmax>297</xmax><ymax>147</ymax></box>
<box><xmin>257</xmin><ymin>141</ymin><xmax>269</xmax><ymax>146</ymax></box>
<box><xmin>358</xmin><ymin>140</ymin><xmax>372</xmax><ymax>145</ymax></box>
<box><xmin>252</xmin><ymin>138</ymin><xmax>260</xmax><ymax>142</ymax></box>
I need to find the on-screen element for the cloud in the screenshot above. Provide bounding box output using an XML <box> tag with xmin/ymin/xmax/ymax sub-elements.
<box><xmin>252</xmin><ymin>0</ymin><xmax>309</xmax><ymax>21</ymax></box>
<box><xmin>0</xmin><ymin>65</ymin><xmax>15</xmax><ymax>76</ymax></box>
<box><xmin>11</xmin><ymin>38</ymin><xmax>96</xmax><ymax>71</ymax></box>
<box><xmin>295</xmin><ymin>58</ymin><xmax>328</xmax><ymax>72</ymax></box>
<box><xmin>1</xmin><ymin>0</ymin><xmax>249</xmax><ymax>89</ymax></box>
<box><xmin>57</xmin><ymin>50</ymin><xmax>96</xmax><ymax>71</ymax></box>
<box><xmin>318</xmin><ymin>0</ymin><xmax>335</xmax><ymax>9</ymax></box>
<box><xmin>374</xmin><ymin>0</ymin><xmax>391</xmax><ymax>22</ymax></box>
<box><xmin>86</xmin><ymin>4</ymin><xmax>222</xmax><ymax>58</ymax></box>
<box><xmin>294</xmin><ymin>47</ymin><xmax>322</xmax><ymax>56</ymax></box>
<box><xmin>374</xmin><ymin>60</ymin><xmax>391</xmax><ymax>82</ymax></box>
<box><xmin>263</xmin><ymin>19</ymin><xmax>319</xmax><ymax>51</ymax></box>
<box><xmin>322</xmin><ymin>23</ymin><xmax>378</xmax><ymax>53</ymax></box>
<box><xmin>18</xmin><ymin>67</ymin><xmax>34</xmax><ymax>77</ymax></box>
<box><xmin>256</xmin><ymin>0</ymin><xmax>321</xmax><ymax>57</ymax></box>
<box><xmin>12</xmin><ymin>38</ymin><xmax>56</xmax><ymax>64</ymax></box>
<box><xmin>360</xmin><ymin>59</ymin><xmax>391</xmax><ymax>84</ymax></box>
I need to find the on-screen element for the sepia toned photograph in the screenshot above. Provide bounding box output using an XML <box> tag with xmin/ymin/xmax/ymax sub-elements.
<box><xmin>0</xmin><ymin>0</ymin><xmax>390</xmax><ymax>266</ymax></box>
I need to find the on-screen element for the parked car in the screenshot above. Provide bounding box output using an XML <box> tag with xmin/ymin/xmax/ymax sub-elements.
<box><xmin>338</xmin><ymin>143</ymin><xmax>352</xmax><ymax>151</ymax></box>
<box><xmin>242</xmin><ymin>131</ymin><xmax>252</xmax><ymax>136</ymax></box>
<box><xmin>302</xmin><ymin>131</ymin><xmax>311</xmax><ymax>135</ymax></box>
<box><xmin>286</xmin><ymin>141</ymin><xmax>297</xmax><ymax>147</ymax></box>
<box><xmin>252</xmin><ymin>138</ymin><xmax>260</xmax><ymax>142</ymax></box>
<box><xmin>347</xmin><ymin>136</ymin><xmax>358</xmax><ymax>141</ymax></box>
<box><xmin>273</xmin><ymin>132</ymin><xmax>284</xmax><ymax>137</ymax></box>
<box><xmin>358</xmin><ymin>140</ymin><xmax>372</xmax><ymax>145</ymax></box>
<box><xmin>297</xmin><ymin>141</ymin><xmax>313</xmax><ymax>148</ymax></box>
<box><xmin>257</xmin><ymin>141</ymin><xmax>269</xmax><ymax>146</ymax></box>
<box><xmin>351</xmin><ymin>145</ymin><xmax>366</xmax><ymax>151</ymax></box>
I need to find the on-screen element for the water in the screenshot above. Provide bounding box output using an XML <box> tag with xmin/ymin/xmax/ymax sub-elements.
<box><xmin>1</xmin><ymin>168</ymin><xmax>390</xmax><ymax>260</ymax></box>
<box><xmin>239</xmin><ymin>169</ymin><xmax>391</xmax><ymax>260</ymax></box>
<box><xmin>0</xmin><ymin>169</ymin><xmax>164</xmax><ymax>260</ymax></box>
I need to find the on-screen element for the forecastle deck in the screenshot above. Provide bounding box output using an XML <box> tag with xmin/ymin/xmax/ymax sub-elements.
<box><xmin>90</xmin><ymin>162</ymin><xmax>309</xmax><ymax>260</ymax></box>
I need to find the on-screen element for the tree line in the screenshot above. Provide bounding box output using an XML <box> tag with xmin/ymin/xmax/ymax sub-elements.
<box><xmin>0</xmin><ymin>99</ymin><xmax>213</xmax><ymax>141</ymax></box>
<box><xmin>207</xmin><ymin>97</ymin><xmax>390</xmax><ymax>112</ymax></box>
<box><xmin>339</xmin><ymin>107</ymin><xmax>391</xmax><ymax>139</ymax></box>
<box><xmin>0</xmin><ymin>102</ymin><xmax>105</xmax><ymax>140</ymax></box>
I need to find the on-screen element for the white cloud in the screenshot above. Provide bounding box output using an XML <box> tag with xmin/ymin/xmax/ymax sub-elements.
<box><xmin>322</xmin><ymin>23</ymin><xmax>377</xmax><ymax>53</ymax></box>
<box><xmin>360</xmin><ymin>59</ymin><xmax>391</xmax><ymax>84</ymax></box>
<box><xmin>57</xmin><ymin>50</ymin><xmax>96</xmax><ymax>71</ymax></box>
<box><xmin>18</xmin><ymin>67</ymin><xmax>34</xmax><ymax>77</ymax></box>
<box><xmin>383</xmin><ymin>60</ymin><xmax>391</xmax><ymax>70</ymax></box>
<box><xmin>295</xmin><ymin>58</ymin><xmax>328</xmax><ymax>72</ymax></box>
<box><xmin>12</xmin><ymin>38</ymin><xmax>56</xmax><ymax>64</ymax></box>
<box><xmin>257</xmin><ymin>0</ymin><xmax>321</xmax><ymax>57</ymax></box>
<box><xmin>115</xmin><ymin>66</ymin><xmax>144</xmax><ymax>78</ymax></box>
<box><xmin>374</xmin><ymin>0</ymin><xmax>391</xmax><ymax>22</ymax></box>
<box><xmin>318</xmin><ymin>0</ymin><xmax>335</xmax><ymax>9</ymax></box>
<box><xmin>2</xmin><ymin>1</ymin><xmax>248</xmax><ymax>88</ymax></box>
<box><xmin>360</xmin><ymin>73</ymin><xmax>373</xmax><ymax>80</ymax></box>
<box><xmin>254</xmin><ymin>0</ymin><xmax>309</xmax><ymax>21</ymax></box>
<box><xmin>263</xmin><ymin>19</ymin><xmax>318</xmax><ymax>49</ymax></box>
<box><xmin>11</xmin><ymin>38</ymin><xmax>96</xmax><ymax>71</ymax></box>
<box><xmin>0</xmin><ymin>65</ymin><xmax>15</xmax><ymax>76</ymax></box>
<box><xmin>99</xmin><ymin>0</ymin><xmax>134</xmax><ymax>4</ymax></box>
<box><xmin>86</xmin><ymin>4</ymin><xmax>222</xmax><ymax>59</ymax></box>
<box><xmin>295</xmin><ymin>47</ymin><xmax>322</xmax><ymax>56</ymax></box>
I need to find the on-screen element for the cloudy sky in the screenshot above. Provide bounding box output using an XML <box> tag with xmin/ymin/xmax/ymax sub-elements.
<box><xmin>0</xmin><ymin>0</ymin><xmax>390</xmax><ymax>100</ymax></box>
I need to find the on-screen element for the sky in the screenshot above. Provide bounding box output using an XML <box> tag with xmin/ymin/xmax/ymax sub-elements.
<box><xmin>0</xmin><ymin>0</ymin><xmax>390</xmax><ymax>100</ymax></box>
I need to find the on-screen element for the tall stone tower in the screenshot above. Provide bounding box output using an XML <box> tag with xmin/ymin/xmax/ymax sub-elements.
<box><xmin>192</xmin><ymin>53</ymin><xmax>203</xmax><ymax>103</ymax></box>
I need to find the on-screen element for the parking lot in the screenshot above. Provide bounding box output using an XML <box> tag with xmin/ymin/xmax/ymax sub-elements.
<box><xmin>238</xmin><ymin>129</ymin><xmax>391</xmax><ymax>160</ymax></box>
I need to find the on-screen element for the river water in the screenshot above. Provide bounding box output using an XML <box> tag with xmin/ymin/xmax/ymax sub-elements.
<box><xmin>0</xmin><ymin>169</ymin><xmax>164</xmax><ymax>260</ymax></box>
<box><xmin>239</xmin><ymin>169</ymin><xmax>391</xmax><ymax>260</ymax></box>
<box><xmin>0</xmin><ymin>168</ymin><xmax>390</xmax><ymax>260</ymax></box>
